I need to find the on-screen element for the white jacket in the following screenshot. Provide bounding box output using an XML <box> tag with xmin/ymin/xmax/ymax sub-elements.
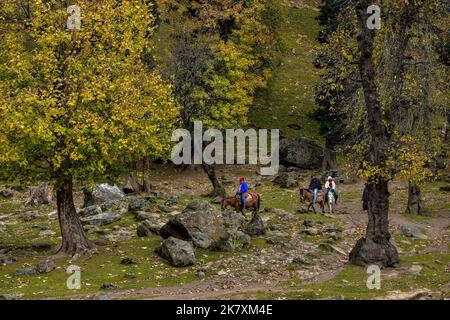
<box><xmin>325</xmin><ymin>180</ymin><xmax>336</xmax><ymax>189</ymax></box>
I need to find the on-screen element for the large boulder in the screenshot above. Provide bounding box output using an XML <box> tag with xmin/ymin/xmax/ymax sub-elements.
<box><xmin>159</xmin><ymin>200</ymin><xmax>228</xmax><ymax>250</ymax></box>
<box><xmin>158</xmin><ymin>201</ymin><xmax>244</xmax><ymax>252</ymax></box>
<box><xmin>157</xmin><ymin>237</ymin><xmax>195</xmax><ymax>267</ymax></box>
<box><xmin>279</xmin><ymin>137</ymin><xmax>322</xmax><ymax>169</ymax></box>
<box><xmin>93</xmin><ymin>184</ymin><xmax>125</xmax><ymax>203</ymax></box>
<box><xmin>272</xmin><ymin>172</ymin><xmax>298</xmax><ymax>188</ymax></box>
<box><xmin>244</xmin><ymin>214</ymin><xmax>266</xmax><ymax>236</ymax></box>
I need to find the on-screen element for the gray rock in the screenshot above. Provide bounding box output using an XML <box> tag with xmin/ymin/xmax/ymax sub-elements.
<box><xmin>266</xmin><ymin>236</ymin><xmax>284</xmax><ymax>245</ymax></box>
<box><xmin>21</xmin><ymin>211</ymin><xmax>41</xmax><ymax>221</ymax></box>
<box><xmin>321</xmin><ymin>224</ymin><xmax>343</xmax><ymax>233</ymax></box>
<box><xmin>236</xmin><ymin>231</ymin><xmax>251</xmax><ymax>247</ymax></box>
<box><xmin>135</xmin><ymin>211</ymin><xmax>159</xmax><ymax>221</ymax></box>
<box><xmin>78</xmin><ymin>205</ymin><xmax>102</xmax><ymax>217</ymax></box>
<box><xmin>210</xmin><ymin>234</ymin><xmax>235</xmax><ymax>252</ymax></box>
<box><xmin>158</xmin><ymin>205</ymin><xmax>174</xmax><ymax>213</ymax></box>
<box><xmin>93</xmin><ymin>184</ymin><xmax>125</xmax><ymax>203</ymax></box>
<box><xmin>0</xmin><ymin>293</ymin><xmax>24</xmax><ymax>300</ymax></box>
<box><xmin>100</xmin><ymin>283</ymin><xmax>120</xmax><ymax>290</ymax></box>
<box><xmin>301</xmin><ymin>228</ymin><xmax>320</xmax><ymax>236</ymax></box>
<box><xmin>279</xmin><ymin>137</ymin><xmax>322</xmax><ymax>169</ymax></box>
<box><xmin>292</xmin><ymin>257</ymin><xmax>312</xmax><ymax>265</ymax></box>
<box><xmin>165</xmin><ymin>196</ymin><xmax>179</xmax><ymax>206</ymax></box>
<box><xmin>157</xmin><ymin>237</ymin><xmax>195</xmax><ymax>267</ymax></box>
<box><xmin>399</xmin><ymin>224</ymin><xmax>428</xmax><ymax>239</ymax></box>
<box><xmin>91</xmin><ymin>292</ymin><xmax>114</xmax><ymax>300</ymax></box>
<box><xmin>159</xmin><ymin>200</ymin><xmax>228</xmax><ymax>250</ymax></box>
<box><xmin>136</xmin><ymin>220</ymin><xmax>161</xmax><ymax>237</ymax></box>
<box><xmin>0</xmin><ymin>255</ymin><xmax>17</xmax><ymax>265</ymax></box>
<box><xmin>36</xmin><ymin>259</ymin><xmax>55</xmax><ymax>274</ymax></box>
<box><xmin>100</xmin><ymin>200</ymin><xmax>127</xmax><ymax>212</ymax></box>
<box><xmin>244</xmin><ymin>214</ymin><xmax>266</xmax><ymax>236</ymax></box>
<box><xmin>80</xmin><ymin>211</ymin><xmax>123</xmax><ymax>226</ymax></box>
<box><xmin>128</xmin><ymin>197</ymin><xmax>155</xmax><ymax>212</ymax></box>
<box><xmin>272</xmin><ymin>172</ymin><xmax>298</xmax><ymax>188</ymax></box>
<box><xmin>303</xmin><ymin>220</ymin><xmax>317</xmax><ymax>228</ymax></box>
<box><xmin>14</xmin><ymin>267</ymin><xmax>37</xmax><ymax>276</ymax></box>
<box><xmin>190</xmin><ymin>232</ymin><xmax>215</xmax><ymax>249</ymax></box>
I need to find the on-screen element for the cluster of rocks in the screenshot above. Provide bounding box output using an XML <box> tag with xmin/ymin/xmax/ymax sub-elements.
<box><xmin>14</xmin><ymin>258</ymin><xmax>55</xmax><ymax>276</ymax></box>
<box><xmin>79</xmin><ymin>200</ymin><xmax>127</xmax><ymax>227</ymax></box>
<box><xmin>147</xmin><ymin>199</ymin><xmax>266</xmax><ymax>267</ymax></box>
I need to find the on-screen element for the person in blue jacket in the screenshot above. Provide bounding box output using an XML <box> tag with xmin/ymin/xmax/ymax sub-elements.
<box><xmin>237</xmin><ymin>177</ymin><xmax>249</xmax><ymax>211</ymax></box>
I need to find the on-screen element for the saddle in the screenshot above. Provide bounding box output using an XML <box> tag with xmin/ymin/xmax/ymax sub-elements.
<box><xmin>236</xmin><ymin>192</ymin><xmax>253</xmax><ymax>205</ymax></box>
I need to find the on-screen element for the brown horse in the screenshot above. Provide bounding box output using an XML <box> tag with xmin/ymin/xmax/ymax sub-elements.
<box><xmin>221</xmin><ymin>193</ymin><xmax>261</xmax><ymax>216</ymax></box>
<box><xmin>299</xmin><ymin>188</ymin><xmax>325</xmax><ymax>214</ymax></box>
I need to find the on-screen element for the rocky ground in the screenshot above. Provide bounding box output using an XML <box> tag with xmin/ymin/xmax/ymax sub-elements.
<box><xmin>0</xmin><ymin>164</ymin><xmax>449</xmax><ymax>300</ymax></box>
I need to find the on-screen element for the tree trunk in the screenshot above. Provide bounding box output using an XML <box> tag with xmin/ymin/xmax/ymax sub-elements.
<box><xmin>56</xmin><ymin>176</ymin><xmax>94</xmax><ymax>256</ymax></box>
<box><xmin>124</xmin><ymin>161</ymin><xmax>141</xmax><ymax>194</ymax></box>
<box><xmin>202</xmin><ymin>163</ymin><xmax>226</xmax><ymax>199</ymax></box>
<box><xmin>142</xmin><ymin>156</ymin><xmax>152</xmax><ymax>193</ymax></box>
<box><xmin>349</xmin><ymin>0</ymin><xmax>398</xmax><ymax>267</ymax></box>
<box><xmin>406</xmin><ymin>181</ymin><xmax>424</xmax><ymax>215</ymax></box>
<box><xmin>322</xmin><ymin>140</ymin><xmax>337</xmax><ymax>172</ymax></box>
<box><xmin>82</xmin><ymin>187</ymin><xmax>95</xmax><ymax>208</ymax></box>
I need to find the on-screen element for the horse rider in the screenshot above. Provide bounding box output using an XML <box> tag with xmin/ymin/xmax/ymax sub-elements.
<box><xmin>325</xmin><ymin>176</ymin><xmax>339</xmax><ymax>204</ymax></box>
<box><xmin>309</xmin><ymin>175</ymin><xmax>322</xmax><ymax>205</ymax></box>
<box><xmin>237</xmin><ymin>177</ymin><xmax>249</xmax><ymax>211</ymax></box>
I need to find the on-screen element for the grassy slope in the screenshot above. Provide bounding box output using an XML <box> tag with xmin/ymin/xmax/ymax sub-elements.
<box><xmin>250</xmin><ymin>1</ymin><xmax>322</xmax><ymax>142</ymax></box>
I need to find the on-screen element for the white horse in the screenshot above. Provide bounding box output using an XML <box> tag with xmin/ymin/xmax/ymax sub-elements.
<box><xmin>327</xmin><ymin>191</ymin><xmax>334</xmax><ymax>214</ymax></box>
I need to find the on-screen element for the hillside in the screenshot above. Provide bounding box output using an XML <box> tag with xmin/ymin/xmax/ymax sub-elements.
<box><xmin>250</xmin><ymin>1</ymin><xmax>322</xmax><ymax>142</ymax></box>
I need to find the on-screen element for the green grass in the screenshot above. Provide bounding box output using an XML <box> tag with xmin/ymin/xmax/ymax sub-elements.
<box><xmin>0</xmin><ymin>235</ymin><xmax>245</xmax><ymax>299</ymax></box>
<box><xmin>250</xmin><ymin>3</ymin><xmax>321</xmax><ymax>141</ymax></box>
<box><xmin>254</xmin><ymin>253</ymin><xmax>450</xmax><ymax>300</ymax></box>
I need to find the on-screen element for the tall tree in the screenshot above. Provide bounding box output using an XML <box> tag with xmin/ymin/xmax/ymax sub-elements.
<box><xmin>348</xmin><ymin>0</ymin><xmax>399</xmax><ymax>267</ymax></box>
<box><xmin>0</xmin><ymin>0</ymin><xmax>177</xmax><ymax>256</ymax></box>
<box><xmin>158</xmin><ymin>0</ymin><xmax>275</xmax><ymax>197</ymax></box>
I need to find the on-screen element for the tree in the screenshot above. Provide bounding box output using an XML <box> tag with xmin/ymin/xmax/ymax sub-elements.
<box><xmin>157</xmin><ymin>0</ymin><xmax>275</xmax><ymax>198</ymax></box>
<box><xmin>0</xmin><ymin>0</ymin><xmax>177</xmax><ymax>256</ymax></box>
<box><xmin>348</xmin><ymin>0</ymin><xmax>399</xmax><ymax>267</ymax></box>
<box><xmin>314</xmin><ymin>0</ymin><xmax>357</xmax><ymax>172</ymax></box>
<box><xmin>308</xmin><ymin>0</ymin><xmax>448</xmax><ymax>265</ymax></box>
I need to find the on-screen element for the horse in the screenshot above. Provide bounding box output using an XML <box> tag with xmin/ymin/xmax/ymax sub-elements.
<box><xmin>299</xmin><ymin>188</ymin><xmax>325</xmax><ymax>214</ymax></box>
<box><xmin>221</xmin><ymin>193</ymin><xmax>261</xmax><ymax>217</ymax></box>
<box><xmin>326</xmin><ymin>190</ymin><xmax>334</xmax><ymax>214</ymax></box>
